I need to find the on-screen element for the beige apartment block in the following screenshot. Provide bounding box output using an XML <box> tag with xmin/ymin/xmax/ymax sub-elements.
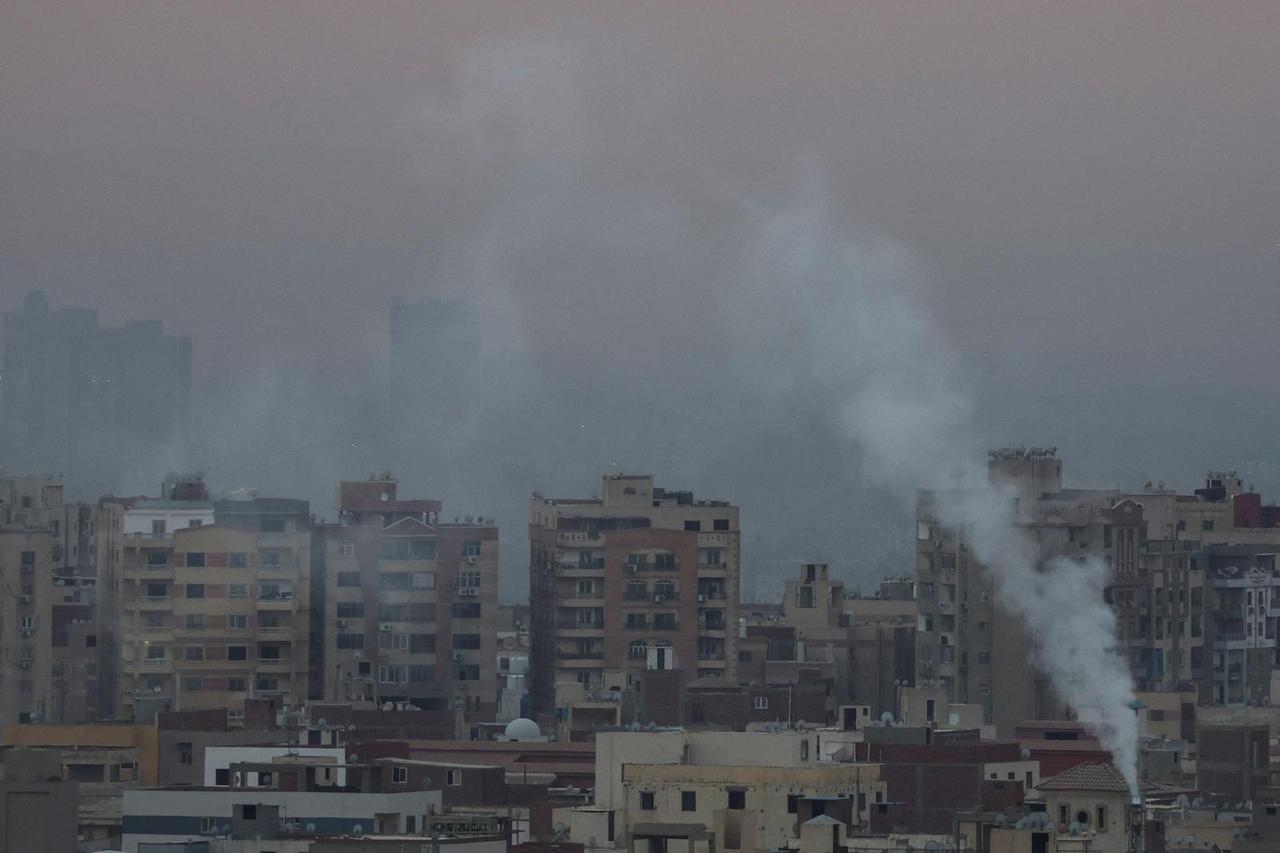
<box><xmin>118</xmin><ymin>497</ymin><xmax>312</xmax><ymax>718</ymax></box>
<box><xmin>528</xmin><ymin>475</ymin><xmax>740</xmax><ymax>716</ymax></box>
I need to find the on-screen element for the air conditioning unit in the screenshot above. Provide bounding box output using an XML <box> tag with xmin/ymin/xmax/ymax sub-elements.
<box><xmin>18</xmin><ymin>661</ymin><xmax>31</xmax><ymax>670</ymax></box>
<box><xmin>20</xmin><ymin>628</ymin><xmax>33</xmax><ymax>638</ymax></box>
<box><xmin>19</xmin><ymin>595</ymin><xmax>30</xmax><ymax>604</ymax></box>
<box><xmin>453</xmin><ymin>652</ymin><xmax>465</xmax><ymax>662</ymax></box>
<box><xmin>466</xmin><ymin>588</ymin><xmax>479</xmax><ymax>597</ymax></box>
<box><xmin>379</xmin><ymin>623</ymin><xmax>394</xmax><ymax>632</ymax></box>
<box><xmin>338</xmin><ymin>620</ymin><xmax>347</xmax><ymax>629</ymax></box>
<box><xmin>697</xmin><ymin>595</ymin><xmax>707</xmax><ymax>603</ymax></box>
<box><xmin>654</xmin><ymin>595</ymin><xmax>666</xmax><ymax>603</ymax></box>
<box><xmin>466</xmin><ymin>555</ymin><xmax>478</xmax><ymax>565</ymax></box>
<box><xmin>625</xmin><ymin>564</ymin><xmax>638</xmax><ymax>574</ymax></box>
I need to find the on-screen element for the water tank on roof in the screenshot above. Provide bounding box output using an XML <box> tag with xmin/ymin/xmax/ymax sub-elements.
<box><xmin>505</xmin><ymin>717</ymin><xmax>542</xmax><ymax>741</ymax></box>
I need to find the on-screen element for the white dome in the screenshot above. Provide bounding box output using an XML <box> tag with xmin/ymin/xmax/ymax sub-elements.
<box><xmin>504</xmin><ymin>717</ymin><xmax>541</xmax><ymax>741</ymax></box>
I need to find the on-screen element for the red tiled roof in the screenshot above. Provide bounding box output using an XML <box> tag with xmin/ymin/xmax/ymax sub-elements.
<box><xmin>1037</xmin><ymin>762</ymin><xmax>1130</xmax><ymax>793</ymax></box>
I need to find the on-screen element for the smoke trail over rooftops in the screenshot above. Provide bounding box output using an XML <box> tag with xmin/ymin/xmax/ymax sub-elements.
<box><xmin>742</xmin><ymin>188</ymin><xmax>1140</xmax><ymax>793</ymax></box>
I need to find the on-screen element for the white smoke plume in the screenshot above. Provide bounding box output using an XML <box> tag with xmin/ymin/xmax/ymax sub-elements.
<box><xmin>738</xmin><ymin>188</ymin><xmax>1139</xmax><ymax>793</ymax></box>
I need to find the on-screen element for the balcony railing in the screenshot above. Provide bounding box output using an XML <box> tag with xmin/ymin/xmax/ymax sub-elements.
<box><xmin>257</xmin><ymin>626</ymin><xmax>293</xmax><ymax>635</ymax></box>
<box><xmin>556</xmin><ymin>619</ymin><xmax>605</xmax><ymax>630</ymax></box>
<box><xmin>556</xmin><ymin>650</ymin><xmax>604</xmax><ymax>661</ymax></box>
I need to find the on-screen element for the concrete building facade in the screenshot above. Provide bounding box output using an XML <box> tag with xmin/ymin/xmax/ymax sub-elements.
<box><xmin>315</xmin><ymin>478</ymin><xmax>499</xmax><ymax>725</ymax></box>
<box><xmin>117</xmin><ymin>480</ymin><xmax>313</xmax><ymax>719</ymax></box>
<box><xmin>529</xmin><ymin>475</ymin><xmax>740</xmax><ymax>715</ymax></box>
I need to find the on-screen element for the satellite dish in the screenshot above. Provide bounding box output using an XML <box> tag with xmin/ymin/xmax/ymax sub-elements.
<box><xmin>316</xmin><ymin>718</ymin><xmax>327</xmax><ymax>727</ymax></box>
<box><xmin>306</xmin><ymin>823</ymin><xmax>316</xmax><ymax>833</ymax></box>
<box><xmin>352</xmin><ymin>824</ymin><xmax>364</xmax><ymax>834</ymax></box>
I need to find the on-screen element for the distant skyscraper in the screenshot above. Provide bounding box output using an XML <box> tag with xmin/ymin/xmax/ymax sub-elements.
<box><xmin>0</xmin><ymin>290</ymin><xmax>191</xmax><ymax>493</ymax></box>
<box><xmin>388</xmin><ymin>296</ymin><xmax>481</xmax><ymax>487</ymax></box>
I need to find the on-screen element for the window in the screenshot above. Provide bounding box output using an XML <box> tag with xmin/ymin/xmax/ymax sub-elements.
<box><xmin>640</xmin><ymin>791</ymin><xmax>655</xmax><ymax>810</ymax></box>
<box><xmin>145</xmin><ymin>644</ymin><xmax>167</xmax><ymax>660</ymax></box>
<box><xmin>185</xmin><ymin>646</ymin><xmax>205</xmax><ymax>661</ymax></box>
<box><xmin>337</xmin><ymin>633</ymin><xmax>365</xmax><ymax>650</ymax></box>
<box><xmin>463</xmin><ymin>541</ymin><xmax>482</xmax><ymax>557</ymax></box>
<box><xmin>681</xmin><ymin>791</ymin><xmax>697</xmax><ymax>811</ymax></box>
<box><xmin>409</xmin><ymin>633</ymin><xmax>435</xmax><ymax>652</ymax></box>
<box><xmin>577</xmin><ymin>579</ymin><xmax>594</xmax><ymax>596</ymax></box>
<box><xmin>338</xmin><ymin>541</ymin><xmax>355</xmax><ymax>558</ymax></box>
<box><xmin>186</xmin><ymin>614</ymin><xmax>206</xmax><ymax>630</ymax></box>
<box><xmin>380</xmin><ymin>572</ymin><xmax>412</xmax><ymax>590</ymax></box>
<box><xmin>337</xmin><ymin>571</ymin><xmax>361</xmax><ymax>587</ymax></box>
<box><xmin>185</xmin><ymin>552</ymin><xmax>206</xmax><ymax>568</ymax></box>
<box><xmin>336</xmin><ymin>602</ymin><xmax>364</xmax><ymax>618</ymax></box>
<box><xmin>86</xmin><ymin>634</ymin><xmax>97</xmax><ymax>647</ymax></box>
<box><xmin>453</xmin><ymin>634</ymin><xmax>482</xmax><ymax>650</ymax></box>
<box><xmin>186</xmin><ymin>584</ymin><xmax>205</xmax><ymax>599</ymax></box>
<box><xmin>800</xmin><ymin>740</ymin><xmax>809</xmax><ymax>761</ymax></box>
<box><xmin>684</xmin><ymin>520</ymin><xmax>701</xmax><ymax>531</ymax></box>
<box><xmin>228</xmin><ymin>677</ymin><xmax>247</xmax><ymax>691</ymax></box>
<box><xmin>393</xmin><ymin>766</ymin><xmax>408</xmax><ymax>784</ymax></box>
<box><xmin>229</xmin><ymin>552</ymin><xmax>249</xmax><ymax>568</ymax></box>
<box><xmin>215</xmin><ymin>768</ymin><xmax>231</xmax><ymax>785</ymax></box>
<box><xmin>146</xmin><ymin>550</ymin><xmax>169</xmax><ymax>566</ymax></box>
<box><xmin>408</xmin><ymin>664</ymin><xmax>435</xmax><ymax>681</ymax></box>
<box><xmin>447</xmin><ymin>770</ymin><xmax>462</xmax><ymax>786</ymax></box>
<box><xmin>753</xmin><ymin>696</ymin><xmax>768</xmax><ymax>710</ymax></box>
<box><xmin>728</xmin><ymin>789</ymin><xmax>746</xmax><ymax>810</ymax></box>
<box><xmin>152</xmin><ymin>520</ymin><xmax>167</xmax><ymax>536</ymax></box>
<box><xmin>1202</xmin><ymin>519</ymin><xmax>1214</xmax><ymax>531</ymax></box>
<box><xmin>228</xmin><ymin>614</ymin><xmax>248</xmax><ymax>629</ymax></box>
<box><xmin>259</xmin><ymin>645</ymin><xmax>280</xmax><ymax>661</ymax></box>
<box><xmin>228</xmin><ymin>584</ymin><xmax>248</xmax><ymax>599</ymax></box>
<box><xmin>241</xmin><ymin>805</ymin><xmax>257</xmax><ymax>820</ymax></box>
<box><xmin>228</xmin><ymin>646</ymin><xmax>248</xmax><ymax>661</ymax></box>
<box><xmin>412</xmin><ymin>572</ymin><xmax>436</xmax><ymax>589</ymax></box>
<box><xmin>260</xmin><ymin>517</ymin><xmax>286</xmax><ymax>533</ymax></box>
<box><xmin>451</xmin><ymin>602</ymin><xmax>482</xmax><ymax>618</ymax></box>
<box><xmin>182</xmin><ymin>677</ymin><xmax>203</xmax><ymax>691</ymax></box>
<box><xmin>1096</xmin><ymin>806</ymin><xmax>1107</xmax><ymax>830</ymax></box>
<box><xmin>978</xmin><ymin>652</ymin><xmax>991</xmax><ymax>664</ymax></box>
<box><xmin>406</xmin><ymin>815</ymin><xmax>417</xmax><ymax>833</ymax></box>
<box><xmin>178</xmin><ymin>742</ymin><xmax>193</xmax><ymax>764</ymax></box>
<box><xmin>713</xmin><ymin>519</ymin><xmax>730</xmax><ymax>531</ymax></box>
<box><xmin>787</xmin><ymin>794</ymin><xmax>800</xmax><ymax>814</ymax></box>
<box><xmin>412</xmin><ymin>538</ymin><xmax>437</xmax><ymax>559</ymax></box>
<box><xmin>379</xmin><ymin>665</ymin><xmax>408</xmax><ymax>684</ymax></box>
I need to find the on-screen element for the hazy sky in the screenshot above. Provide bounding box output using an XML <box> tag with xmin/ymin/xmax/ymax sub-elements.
<box><xmin>4</xmin><ymin>2</ymin><xmax>1279</xmax><ymax>594</ymax></box>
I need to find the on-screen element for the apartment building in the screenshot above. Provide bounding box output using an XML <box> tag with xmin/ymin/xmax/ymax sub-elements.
<box><xmin>0</xmin><ymin>472</ymin><xmax>61</xmax><ymax>724</ymax></box>
<box><xmin>314</xmin><ymin>478</ymin><xmax>499</xmax><ymax>725</ymax></box>
<box><xmin>116</xmin><ymin>478</ymin><xmax>312</xmax><ymax>719</ymax></box>
<box><xmin>915</xmin><ymin>450</ymin><xmax>1108</xmax><ymax>733</ymax></box>
<box><xmin>528</xmin><ymin>474</ymin><xmax>740</xmax><ymax>715</ymax></box>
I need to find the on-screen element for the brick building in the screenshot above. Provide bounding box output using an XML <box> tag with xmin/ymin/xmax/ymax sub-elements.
<box><xmin>528</xmin><ymin>475</ymin><xmax>739</xmax><ymax>715</ymax></box>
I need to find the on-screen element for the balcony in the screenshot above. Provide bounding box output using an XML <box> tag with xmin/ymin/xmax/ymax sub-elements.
<box><xmin>257</xmin><ymin>626</ymin><xmax>294</xmax><ymax>636</ymax></box>
<box><xmin>257</xmin><ymin>657</ymin><xmax>291</xmax><ymax>668</ymax></box>
<box><xmin>257</xmin><ymin>594</ymin><xmax>296</xmax><ymax>609</ymax></box>
<box><xmin>556</xmin><ymin>650</ymin><xmax>604</xmax><ymax>661</ymax></box>
<box><xmin>126</xmin><ymin>594</ymin><xmax>173</xmax><ymax>606</ymax></box>
<box><xmin>556</xmin><ymin>619</ymin><xmax>605</xmax><ymax>631</ymax></box>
